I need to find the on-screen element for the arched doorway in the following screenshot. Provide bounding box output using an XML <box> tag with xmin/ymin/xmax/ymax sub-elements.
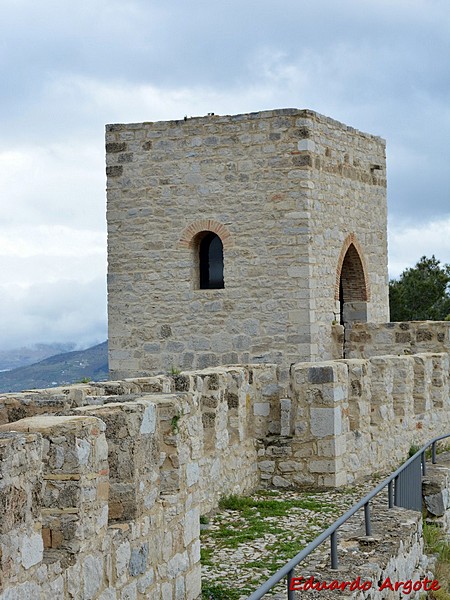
<box><xmin>336</xmin><ymin>237</ymin><xmax>369</xmax><ymax>327</ymax></box>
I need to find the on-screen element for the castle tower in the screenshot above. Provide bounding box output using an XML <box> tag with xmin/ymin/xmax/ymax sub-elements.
<box><xmin>106</xmin><ymin>109</ymin><xmax>389</xmax><ymax>378</ymax></box>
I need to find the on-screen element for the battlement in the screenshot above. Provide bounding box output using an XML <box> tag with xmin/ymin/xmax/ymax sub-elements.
<box><xmin>1</xmin><ymin>340</ymin><xmax>450</xmax><ymax>597</ymax></box>
<box><xmin>0</xmin><ymin>365</ymin><xmax>280</xmax><ymax>598</ymax></box>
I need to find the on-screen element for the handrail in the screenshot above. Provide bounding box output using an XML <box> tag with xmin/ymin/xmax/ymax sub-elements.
<box><xmin>246</xmin><ymin>433</ymin><xmax>450</xmax><ymax>600</ymax></box>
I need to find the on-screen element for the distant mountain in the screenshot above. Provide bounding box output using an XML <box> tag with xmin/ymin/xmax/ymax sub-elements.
<box><xmin>0</xmin><ymin>341</ymin><xmax>108</xmax><ymax>393</ymax></box>
<box><xmin>0</xmin><ymin>342</ymin><xmax>76</xmax><ymax>372</ymax></box>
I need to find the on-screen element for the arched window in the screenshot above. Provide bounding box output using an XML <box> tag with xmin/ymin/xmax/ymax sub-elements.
<box><xmin>199</xmin><ymin>232</ymin><xmax>224</xmax><ymax>289</ymax></box>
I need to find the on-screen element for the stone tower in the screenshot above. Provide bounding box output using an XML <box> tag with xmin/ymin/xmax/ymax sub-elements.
<box><xmin>106</xmin><ymin>109</ymin><xmax>389</xmax><ymax>378</ymax></box>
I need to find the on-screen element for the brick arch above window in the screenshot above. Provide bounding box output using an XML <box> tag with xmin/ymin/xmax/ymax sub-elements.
<box><xmin>178</xmin><ymin>219</ymin><xmax>233</xmax><ymax>249</ymax></box>
<box><xmin>335</xmin><ymin>234</ymin><xmax>370</xmax><ymax>301</ymax></box>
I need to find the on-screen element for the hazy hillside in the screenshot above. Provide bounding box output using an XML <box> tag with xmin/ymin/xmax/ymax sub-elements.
<box><xmin>0</xmin><ymin>341</ymin><xmax>108</xmax><ymax>393</ymax></box>
<box><xmin>0</xmin><ymin>343</ymin><xmax>76</xmax><ymax>371</ymax></box>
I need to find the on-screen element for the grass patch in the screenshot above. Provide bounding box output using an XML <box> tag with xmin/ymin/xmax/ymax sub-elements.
<box><xmin>253</xmin><ymin>489</ymin><xmax>280</xmax><ymax>497</ymax></box>
<box><xmin>408</xmin><ymin>444</ymin><xmax>422</xmax><ymax>458</ymax></box>
<box><xmin>424</xmin><ymin>522</ymin><xmax>450</xmax><ymax>563</ymax></box>
<box><xmin>408</xmin><ymin>444</ymin><xmax>434</xmax><ymax>460</ymax></box>
<box><xmin>200</xmin><ymin>546</ymin><xmax>214</xmax><ymax>566</ymax></box>
<box><xmin>207</xmin><ymin>521</ymin><xmax>284</xmax><ymax>548</ymax></box>
<box><xmin>207</xmin><ymin>494</ymin><xmax>336</xmax><ymax>549</ymax></box>
<box><xmin>407</xmin><ymin>441</ymin><xmax>450</xmax><ymax>462</ymax></box>
<box><xmin>201</xmin><ymin>489</ymin><xmax>352</xmax><ymax>598</ymax></box>
<box><xmin>423</xmin><ymin>522</ymin><xmax>450</xmax><ymax>599</ymax></box>
<box><xmin>435</xmin><ymin>442</ymin><xmax>450</xmax><ymax>457</ymax></box>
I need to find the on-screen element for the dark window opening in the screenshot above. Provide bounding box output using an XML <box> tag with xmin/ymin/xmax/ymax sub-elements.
<box><xmin>199</xmin><ymin>233</ymin><xmax>224</xmax><ymax>289</ymax></box>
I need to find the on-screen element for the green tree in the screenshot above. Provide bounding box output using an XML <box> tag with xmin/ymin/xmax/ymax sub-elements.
<box><xmin>389</xmin><ymin>255</ymin><xmax>450</xmax><ymax>321</ymax></box>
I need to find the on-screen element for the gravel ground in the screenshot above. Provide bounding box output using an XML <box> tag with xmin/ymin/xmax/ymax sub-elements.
<box><xmin>201</xmin><ymin>478</ymin><xmax>387</xmax><ymax>599</ymax></box>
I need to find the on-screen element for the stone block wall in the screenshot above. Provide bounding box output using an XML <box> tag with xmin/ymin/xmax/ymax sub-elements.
<box><xmin>106</xmin><ymin>109</ymin><xmax>388</xmax><ymax>379</ymax></box>
<box><xmin>0</xmin><ymin>431</ymin><xmax>44</xmax><ymax>597</ymax></box>
<box><xmin>423</xmin><ymin>452</ymin><xmax>450</xmax><ymax>530</ymax></box>
<box><xmin>0</xmin><ymin>364</ymin><xmax>283</xmax><ymax>599</ymax></box>
<box><xmin>2</xmin><ymin>354</ymin><xmax>450</xmax><ymax>597</ymax></box>
<box><xmin>0</xmin><ymin>406</ymin><xmax>202</xmax><ymax>599</ymax></box>
<box><xmin>347</xmin><ymin>321</ymin><xmax>450</xmax><ymax>359</ymax></box>
<box><xmin>258</xmin><ymin>353</ymin><xmax>450</xmax><ymax>488</ymax></box>
<box><xmin>304</xmin><ymin>114</ymin><xmax>388</xmax><ymax>360</ymax></box>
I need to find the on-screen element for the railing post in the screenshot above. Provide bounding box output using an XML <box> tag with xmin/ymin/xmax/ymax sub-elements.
<box><xmin>394</xmin><ymin>475</ymin><xmax>399</xmax><ymax>506</ymax></box>
<box><xmin>388</xmin><ymin>480</ymin><xmax>393</xmax><ymax>508</ymax></box>
<box><xmin>330</xmin><ymin>531</ymin><xmax>338</xmax><ymax>569</ymax></box>
<box><xmin>287</xmin><ymin>569</ymin><xmax>295</xmax><ymax>600</ymax></box>
<box><xmin>421</xmin><ymin>451</ymin><xmax>426</xmax><ymax>476</ymax></box>
<box><xmin>432</xmin><ymin>442</ymin><xmax>437</xmax><ymax>464</ymax></box>
<box><xmin>364</xmin><ymin>502</ymin><xmax>372</xmax><ymax>536</ymax></box>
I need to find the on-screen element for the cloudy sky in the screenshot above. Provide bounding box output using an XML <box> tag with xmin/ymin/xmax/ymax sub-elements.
<box><xmin>1</xmin><ymin>0</ymin><xmax>449</xmax><ymax>351</ymax></box>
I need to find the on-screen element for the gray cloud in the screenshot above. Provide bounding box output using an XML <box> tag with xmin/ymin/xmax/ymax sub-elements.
<box><xmin>3</xmin><ymin>2</ymin><xmax>449</xmax><ymax>209</ymax></box>
<box><xmin>0</xmin><ymin>277</ymin><xmax>107</xmax><ymax>351</ymax></box>
<box><xmin>0</xmin><ymin>0</ymin><xmax>449</xmax><ymax>348</ymax></box>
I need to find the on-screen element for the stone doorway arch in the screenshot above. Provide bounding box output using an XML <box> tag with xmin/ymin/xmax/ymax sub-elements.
<box><xmin>335</xmin><ymin>234</ymin><xmax>370</xmax><ymax>327</ymax></box>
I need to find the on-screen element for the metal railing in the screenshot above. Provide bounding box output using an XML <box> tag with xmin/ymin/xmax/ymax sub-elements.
<box><xmin>246</xmin><ymin>433</ymin><xmax>450</xmax><ymax>600</ymax></box>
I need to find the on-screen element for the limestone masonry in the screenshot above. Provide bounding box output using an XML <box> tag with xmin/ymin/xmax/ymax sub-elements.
<box><xmin>1</xmin><ymin>326</ymin><xmax>450</xmax><ymax>598</ymax></box>
<box><xmin>106</xmin><ymin>109</ymin><xmax>389</xmax><ymax>378</ymax></box>
<box><xmin>1</xmin><ymin>109</ymin><xmax>449</xmax><ymax>599</ymax></box>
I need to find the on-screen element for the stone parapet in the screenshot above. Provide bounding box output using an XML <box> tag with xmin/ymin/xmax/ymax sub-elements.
<box><xmin>423</xmin><ymin>452</ymin><xmax>450</xmax><ymax>530</ymax></box>
<box><xmin>0</xmin><ymin>364</ymin><xmax>283</xmax><ymax>599</ymax></box>
<box><xmin>0</xmin><ymin>431</ymin><xmax>44</xmax><ymax>595</ymax></box>
<box><xmin>347</xmin><ymin>321</ymin><xmax>450</xmax><ymax>359</ymax></box>
<box><xmin>295</xmin><ymin>505</ymin><xmax>430</xmax><ymax>599</ymax></box>
<box><xmin>258</xmin><ymin>353</ymin><xmax>450</xmax><ymax>487</ymax></box>
<box><xmin>1</xmin><ymin>355</ymin><xmax>450</xmax><ymax>597</ymax></box>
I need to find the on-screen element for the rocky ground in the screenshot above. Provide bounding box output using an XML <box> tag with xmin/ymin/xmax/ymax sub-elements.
<box><xmin>200</xmin><ymin>478</ymin><xmax>389</xmax><ymax>599</ymax></box>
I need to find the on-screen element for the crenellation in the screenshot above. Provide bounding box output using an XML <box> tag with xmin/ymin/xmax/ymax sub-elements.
<box><xmin>2</xmin><ymin>350</ymin><xmax>449</xmax><ymax>596</ymax></box>
<box><xmin>0</xmin><ymin>365</ymin><xmax>271</xmax><ymax>590</ymax></box>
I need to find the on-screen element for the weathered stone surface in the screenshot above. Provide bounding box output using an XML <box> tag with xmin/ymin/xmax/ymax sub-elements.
<box><xmin>167</xmin><ymin>551</ymin><xmax>189</xmax><ymax>578</ymax></box>
<box><xmin>253</xmin><ymin>402</ymin><xmax>270</xmax><ymax>417</ymax></box>
<box><xmin>106</xmin><ymin>109</ymin><xmax>388</xmax><ymax>379</ymax></box>
<box><xmin>272</xmin><ymin>475</ymin><xmax>291</xmax><ymax>487</ymax></box>
<box><xmin>348</xmin><ymin>322</ymin><xmax>450</xmax><ymax>359</ymax></box>
<box><xmin>20</xmin><ymin>532</ymin><xmax>44</xmax><ymax>569</ymax></box>
<box><xmin>423</xmin><ymin>460</ymin><xmax>450</xmax><ymax>521</ymax></box>
<box><xmin>83</xmin><ymin>554</ymin><xmax>103</xmax><ymax>599</ymax></box>
<box><xmin>186</xmin><ymin>462</ymin><xmax>199</xmax><ymax>487</ymax></box>
<box><xmin>308</xmin><ymin>366</ymin><xmax>334</xmax><ymax>384</ymax></box>
<box><xmin>106</xmin><ymin>142</ymin><xmax>127</xmax><ymax>153</ymax></box>
<box><xmin>0</xmin><ymin>582</ymin><xmax>42</xmax><ymax>600</ymax></box>
<box><xmin>120</xmin><ymin>582</ymin><xmax>137</xmax><ymax>600</ymax></box>
<box><xmin>1</xmin><ymin>348</ymin><xmax>450</xmax><ymax>597</ymax></box>
<box><xmin>98</xmin><ymin>589</ymin><xmax>117</xmax><ymax>600</ymax></box>
<box><xmin>310</xmin><ymin>407</ymin><xmax>342</xmax><ymax>437</ymax></box>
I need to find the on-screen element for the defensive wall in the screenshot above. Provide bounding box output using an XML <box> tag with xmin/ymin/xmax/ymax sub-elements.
<box><xmin>347</xmin><ymin>320</ymin><xmax>450</xmax><ymax>359</ymax></box>
<box><xmin>1</xmin><ymin>323</ymin><xmax>450</xmax><ymax>598</ymax></box>
<box><xmin>0</xmin><ymin>366</ymin><xmax>276</xmax><ymax>599</ymax></box>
